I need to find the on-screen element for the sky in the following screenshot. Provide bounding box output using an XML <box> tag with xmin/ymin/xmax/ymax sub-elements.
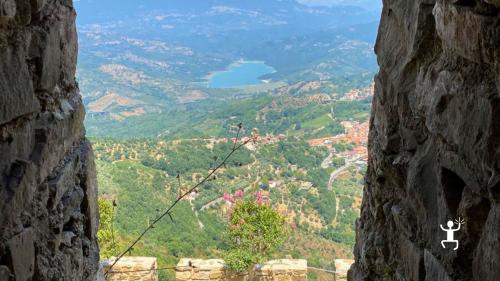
<box><xmin>297</xmin><ymin>0</ymin><xmax>382</xmax><ymax>9</ymax></box>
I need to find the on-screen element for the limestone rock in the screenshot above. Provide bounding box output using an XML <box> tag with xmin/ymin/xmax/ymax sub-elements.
<box><xmin>350</xmin><ymin>1</ymin><xmax>500</xmax><ymax>281</ymax></box>
<box><xmin>0</xmin><ymin>0</ymin><xmax>98</xmax><ymax>280</ymax></box>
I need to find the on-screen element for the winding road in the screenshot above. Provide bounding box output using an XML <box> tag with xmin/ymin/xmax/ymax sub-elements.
<box><xmin>321</xmin><ymin>153</ymin><xmax>334</xmax><ymax>169</ymax></box>
<box><xmin>323</xmin><ymin>154</ymin><xmax>363</xmax><ymax>224</ymax></box>
<box><xmin>189</xmin><ymin>199</ymin><xmax>204</xmax><ymax>229</ymax></box>
<box><xmin>327</xmin><ymin>156</ymin><xmax>364</xmax><ymax>190</ymax></box>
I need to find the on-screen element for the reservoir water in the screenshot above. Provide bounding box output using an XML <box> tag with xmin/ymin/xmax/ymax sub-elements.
<box><xmin>207</xmin><ymin>61</ymin><xmax>275</xmax><ymax>88</ymax></box>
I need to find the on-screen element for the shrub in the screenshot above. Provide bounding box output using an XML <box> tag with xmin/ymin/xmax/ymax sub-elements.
<box><xmin>224</xmin><ymin>200</ymin><xmax>288</xmax><ymax>272</ymax></box>
<box><xmin>97</xmin><ymin>198</ymin><xmax>118</xmax><ymax>258</ymax></box>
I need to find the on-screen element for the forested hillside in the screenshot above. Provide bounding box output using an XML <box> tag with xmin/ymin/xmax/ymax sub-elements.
<box><xmin>74</xmin><ymin>1</ymin><xmax>380</xmax><ymax>280</ymax></box>
<box><xmin>94</xmin><ymin>135</ymin><xmax>365</xmax><ymax>279</ymax></box>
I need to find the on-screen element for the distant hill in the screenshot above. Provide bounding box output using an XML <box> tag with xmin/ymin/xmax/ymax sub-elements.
<box><xmin>76</xmin><ymin>2</ymin><xmax>377</xmax><ymax>280</ymax></box>
<box><xmin>76</xmin><ymin>0</ymin><xmax>379</xmax><ymax>138</ymax></box>
<box><xmin>75</xmin><ymin>0</ymin><xmax>381</xmax><ymax>27</ymax></box>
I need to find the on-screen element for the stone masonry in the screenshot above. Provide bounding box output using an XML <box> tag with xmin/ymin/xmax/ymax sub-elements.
<box><xmin>0</xmin><ymin>0</ymin><xmax>99</xmax><ymax>280</ymax></box>
<box><xmin>101</xmin><ymin>257</ymin><xmax>158</xmax><ymax>281</ymax></box>
<box><xmin>175</xmin><ymin>259</ymin><xmax>308</xmax><ymax>281</ymax></box>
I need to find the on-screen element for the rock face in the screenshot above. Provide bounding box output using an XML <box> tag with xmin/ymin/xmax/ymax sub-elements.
<box><xmin>0</xmin><ymin>0</ymin><xmax>99</xmax><ymax>280</ymax></box>
<box><xmin>350</xmin><ymin>1</ymin><xmax>500</xmax><ymax>281</ymax></box>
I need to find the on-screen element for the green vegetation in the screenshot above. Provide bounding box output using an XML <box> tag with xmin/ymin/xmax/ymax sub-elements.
<box><xmin>95</xmin><ymin>158</ymin><xmax>228</xmax><ymax>280</ymax></box>
<box><xmin>76</xmin><ymin>3</ymin><xmax>377</xmax><ymax>279</ymax></box>
<box><xmin>224</xmin><ymin>200</ymin><xmax>288</xmax><ymax>272</ymax></box>
<box><xmin>97</xmin><ymin>198</ymin><xmax>118</xmax><ymax>259</ymax></box>
<box><xmin>140</xmin><ymin>141</ymin><xmax>253</xmax><ymax>176</ymax></box>
<box><xmin>308</xmin><ymin>272</ymin><xmax>318</xmax><ymax>281</ymax></box>
<box><xmin>333</xmin><ymin>141</ymin><xmax>354</xmax><ymax>152</ymax></box>
<box><xmin>82</xmin><ymin>36</ymin><xmax>372</xmax><ymax>279</ymax></box>
<box><xmin>93</xmin><ymin>134</ymin><xmax>364</xmax><ymax>279</ymax></box>
<box><xmin>85</xmin><ymin>79</ymin><xmax>372</xmax><ymax>140</ymax></box>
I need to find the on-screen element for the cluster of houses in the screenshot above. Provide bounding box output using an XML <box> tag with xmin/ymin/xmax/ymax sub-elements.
<box><xmin>340</xmin><ymin>83</ymin><xmax>374</xmax><ymax>101</ymax></box>
<box><xmin>240</xmin><ymin>133</ymin><xmax>287</xmax><ymax>151</ymax></box>
<box><xmin>307</xmin><ymin>121</ymin><xmax>369</xmax><ymax>161</ymax></box>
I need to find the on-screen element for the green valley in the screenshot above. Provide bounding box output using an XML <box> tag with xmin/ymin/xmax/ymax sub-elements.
<box><xmin>93</xmin><ymin>133</ymin><xmax>366</xmax><ymax>280</ymax></box>
<box><xmin>73</xmin><ymin>1</ymin><xmax>380</xmax><ymax>280</ymax></box>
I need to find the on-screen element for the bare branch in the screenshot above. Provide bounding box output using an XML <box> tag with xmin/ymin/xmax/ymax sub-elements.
<box><xmin>105</xmin><ymin>132</ymin><xmax>252</xmax><ymax>276</ymax></box>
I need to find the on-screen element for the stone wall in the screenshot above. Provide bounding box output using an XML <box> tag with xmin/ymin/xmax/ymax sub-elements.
<box><xmin>351</xmin><ymin>0</ymin><xmax>500</xmax><ymax>281</ymax></box>
<box><xmin>175</xmin><ymin>259</ymin><xmax>308</xmax><ymax>281</ymax></box>
<box><xmin>334</xmin><ymin>259</ymin><xmax>353</xmax><ymax>281</ymax></box>
<box><xmin>101</xmin><ymin>257</ymin><xmax>158</xmax><ymax>281</ymax></box>
<box><xmin>0</xmin><ymin>0</ymin><xmax>99</xmax><ymax>280</ymax></box>
<box><xmin>254</xmin><ymin>259</ymin><xmax>308</xmax><ymax>281</ymax></box>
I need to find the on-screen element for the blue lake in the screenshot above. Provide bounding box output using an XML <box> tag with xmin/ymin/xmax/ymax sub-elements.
<box><xmin>207</xmin><ymin>61</ymin><xmax>275</xmax><ymax>88</ymax></box>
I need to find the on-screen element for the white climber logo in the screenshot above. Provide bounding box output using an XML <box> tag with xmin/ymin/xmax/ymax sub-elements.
<box><xmin>440</xmin><ymin>217</ymin><xmax>465</xmax><ymax>250</ymax></box>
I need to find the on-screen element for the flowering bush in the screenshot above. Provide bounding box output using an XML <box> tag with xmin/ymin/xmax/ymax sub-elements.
<box><xmin>224</xmin><ymin>200</ymin><xmax>288</xmax><ymax>272</ymax></box>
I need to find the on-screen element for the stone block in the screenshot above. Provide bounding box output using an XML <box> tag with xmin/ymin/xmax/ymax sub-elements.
<box><xmin>335</xmin><ymin>259</ymin><xmax>354</xmax><ymax>281</ymax></box>
<box><xmin>39</xmin><ymin>24</ymin><xmax>62</xmax><ymax>92</ymax></box>
<box><xmin>0</xmin><ymin>45</ymin><xmax>39</xmax><ymax>125</ymax></box>
<box><xmin>104</xmin><ymin>257</ymin><xmax>158</xmax><ymax>281</ymax></box>
<box><xmin>175</xmin><ymin>259</ymin><xmax>307</xmax><ymax>281</ymax></box>
<box><xmin>209</xmin><ymin>270</ymin><xmax>225</xmax><ymax>279</ymax></box>
<box><xmin>176</xmin><ymin>270</ymin><xmax>194</xmax><ymax>280</ymax></box>
<box><xmin>7</xmin><ymin>228</ymin><xmax>35</xmax><ymax>281</ymax></box>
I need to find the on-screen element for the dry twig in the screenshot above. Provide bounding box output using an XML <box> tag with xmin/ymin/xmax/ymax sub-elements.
<box><xmin>105</xmin><ymin>127</ymin><xmax>252</xmax><ymax>276</ymax></box>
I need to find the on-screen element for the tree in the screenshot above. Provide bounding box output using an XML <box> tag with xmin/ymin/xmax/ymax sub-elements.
<box><xmin>97</xmin><ymin>198</ymin><xmax>118</xmax><ymax>258</ymax></box>
<box><xmin>224</xmin><ymin>200</ymin><xmax>288</xmax><ymax>272</ymax></box>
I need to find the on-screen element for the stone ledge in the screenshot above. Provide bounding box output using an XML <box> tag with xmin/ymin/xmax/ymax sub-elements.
<box><xmin>102</xmin><ymin>257</ymin><xmax>158</xmax><ymax>281</ymax></box>
<box><xmin>175</xmin><ymin>259</ymin><xmax>307</xmax><ymax>281</ymax></box>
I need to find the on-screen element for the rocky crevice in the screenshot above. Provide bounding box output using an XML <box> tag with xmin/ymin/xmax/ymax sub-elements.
<box><xmin>0</xmin><ymin>0</ymin><xmax>98</xmax><ymax>280</ymax></box>
<box><xmin>350</xmin><ymin>0</ymin><xmax>499</xmax><ymax>281</ymax></box>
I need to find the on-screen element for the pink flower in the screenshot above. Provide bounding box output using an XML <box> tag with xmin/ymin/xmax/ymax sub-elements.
<box><xmin>234</xmin><ymin>190</ymin><xmax>244</xmax><ymax>198</ymax></box>
<box><xmin>223</xmin><ymin>193</ymin><xmax>234</xmax><ymax>203</ymax></box>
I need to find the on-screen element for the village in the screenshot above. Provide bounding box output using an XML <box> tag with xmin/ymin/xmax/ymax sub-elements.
<box><xmin>307</xmin><ymin>121</ymin><xmax>369</xmax><ymax>162</ymax></box>
<box><xmin>188</xmin><ymin>116</ymin><xmax>369</xmax><ymax>232</ymax></box>
<box><xmin>340</xmin><ymin>83</ymin><xmax>374</xmax><ymax>102</ymax></box>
